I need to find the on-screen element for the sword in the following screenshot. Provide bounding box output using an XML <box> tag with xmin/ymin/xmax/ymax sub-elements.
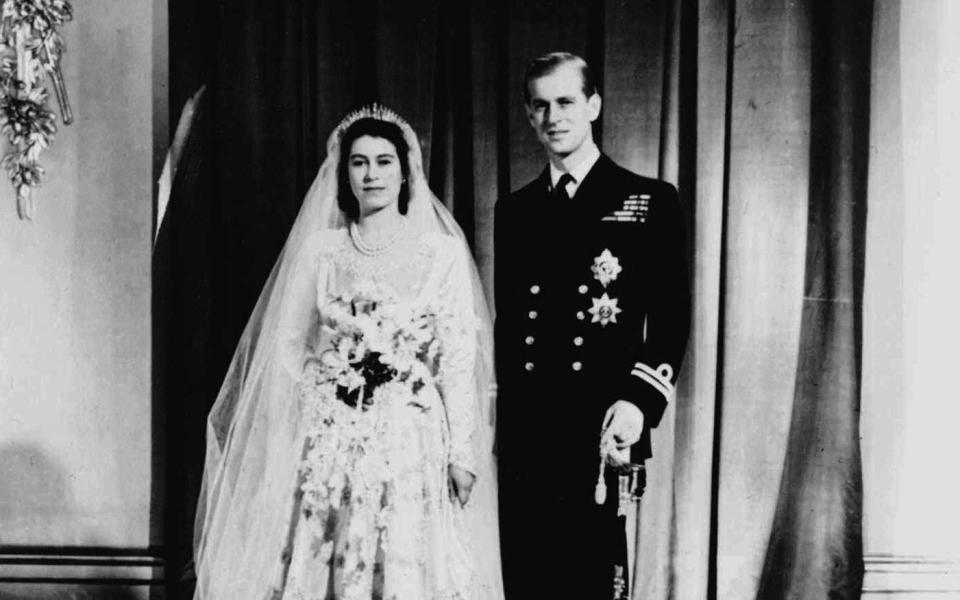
<box><xmin>596</xmin><ymin>440</ymin><xmax>647</xmax><ymax>599</ymax></box>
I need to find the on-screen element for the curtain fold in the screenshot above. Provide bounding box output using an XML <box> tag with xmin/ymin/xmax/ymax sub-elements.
<box><xmin>712</xmin><ymin>1</ymin><xmax>813</xmax><ymax>597</ymax></box>
<box><xmin>756</xmin><ymin>1</ymin><xmax>870</xmax><ymax>596</ymax></box>
<box><xmin>161</xmin><ymin>1</ymin><xmax>873</xmax><ymax>597</ymax></box>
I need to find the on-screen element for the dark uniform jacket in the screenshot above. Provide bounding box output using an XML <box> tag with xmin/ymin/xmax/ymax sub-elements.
<box><xmin>495</xmin><ymin>154</ymin><xmax>690</xmax><ymax>464</ymax></box>
<box><xmin>494</xmin><ymin>154</ymin><xmax>690</xmax><ymax>596</ymax></box>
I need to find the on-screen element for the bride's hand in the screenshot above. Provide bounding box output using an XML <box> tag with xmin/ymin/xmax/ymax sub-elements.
<box><xmin>448</xmin><ymin>465</ymin><xmax>476</xmax><ymax>507</ymax></box>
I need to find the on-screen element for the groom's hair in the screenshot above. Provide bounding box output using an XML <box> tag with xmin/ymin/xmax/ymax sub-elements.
<box><xmin>523</xmin><ymin>52</ymin><xmax>598</xmax><ymax>105</ymax></box>
<box><xmin>337</xmin><ymin>117</ymin><xmax>411</xmax><ymax>221</ymax></box>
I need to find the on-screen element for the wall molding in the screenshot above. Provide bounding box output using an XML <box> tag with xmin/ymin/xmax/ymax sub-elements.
<box><xmin>863</xmin><ymin>553</ymin><xmax>960</xmax><ymax>596</ymax></box>
<box><xmin>3</xmin><ymin>549</ymin><xmax>953</xmax><ymax>593</ymax></box>
<box><xmin>0</xmin><ymin>546</ymin><xmax>164</xmax><ymax>585</ymax></box>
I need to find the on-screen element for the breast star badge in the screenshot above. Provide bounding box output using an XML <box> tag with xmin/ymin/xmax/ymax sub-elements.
<box><xmin>589</xmin><ymin>293</ymin><xmax>622</xmax><ymax>327</ymax></box>
<box><xmin>591</xmin><ymin>249</ymin><xmax>623</xmax><ymax>287</ymax></box>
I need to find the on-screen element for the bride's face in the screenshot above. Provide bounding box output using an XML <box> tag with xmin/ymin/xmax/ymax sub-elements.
<box><xmin>348</xmin><ymin>135</ymin><xmax>403</xmax><ymax>218</ymax></box>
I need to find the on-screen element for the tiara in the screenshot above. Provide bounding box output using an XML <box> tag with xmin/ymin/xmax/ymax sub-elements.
<box><xmin>326</xmin><ymin>103</ymin><xmax>423</xmax><ymax>168</ymax></box>
<box><xmin>334</xmin><ymin>103</ymin><xmax>411</xmax><ymax>137</ymax></box>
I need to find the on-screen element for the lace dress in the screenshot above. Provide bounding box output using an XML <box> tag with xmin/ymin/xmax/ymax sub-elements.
<box><xmin>277</xmin><ymin>227</ymin><xmax>479</xmax><ymax>600</ymax></box>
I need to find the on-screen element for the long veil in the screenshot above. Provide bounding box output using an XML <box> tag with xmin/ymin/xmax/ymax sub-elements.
<box><xmin>192</xmin><ymin>105</ymin><xmax>502</xmax><ymax>599</ymax></box>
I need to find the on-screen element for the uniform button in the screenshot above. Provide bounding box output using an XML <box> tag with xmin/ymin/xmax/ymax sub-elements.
<box><xmin>573</xmin><ymin>336</ymin><xmax>584</xmax><ymax>346</ymax></box>
<box><xmin>525</xmin><ymin>336</ymin><xmax>535</xmax><ymax>345</ymax></box>
<box><xmin>576</xmin><ymin>311</ymin><xmax>585</xmax><ymax>320</ymax></box>
<box><xmin>524</xmin><ymin>362</ymin><xmax>535</xmax><ymax>371</ymax></box>
<box><xmin>528</xmin><ymin>310</ymin><xmax>538</xmax><ymax>320</ymax></box>
<box><xmin>530</xmin><ymin>285</ymin><xmax>541</xmax><ymax>295</ymax></box>
<box><xmin>578</xmin><ymin>284</ymin><xmax>589</xmax><ymax>294</ymax></box>
<box><xmin>572</xmin><ymin>361</ymin><xmax>583</xmax><ymax>371</ymax></box>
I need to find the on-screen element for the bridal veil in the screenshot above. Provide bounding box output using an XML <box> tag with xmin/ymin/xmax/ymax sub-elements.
<box><xmin>192</xmin><ymin>105</ymin><xmax>502</xmax><ymax>599</ymax></box>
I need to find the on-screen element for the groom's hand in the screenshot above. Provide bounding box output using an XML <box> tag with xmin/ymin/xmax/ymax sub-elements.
<box><xmin>448</xmin><ymin>465</ymin><xmax>476</xmax><ymax>507</ymax></box>
<box><xmin>600</xmin><ymin>400</ymin><xmax>645</xmax><ymax>468</ymax></box>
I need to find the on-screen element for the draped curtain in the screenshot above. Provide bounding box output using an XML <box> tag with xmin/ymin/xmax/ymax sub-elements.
<box><xmin>158</xmin><ymin>0</ymin><xmax>872</xmax><ymax>597</ymax></box>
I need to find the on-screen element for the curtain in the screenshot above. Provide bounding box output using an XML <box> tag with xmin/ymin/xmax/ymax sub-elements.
<box><xmin>159</xmin><ymin>0</ymin><xmax>872</xmax><ymax>597</ymax></box>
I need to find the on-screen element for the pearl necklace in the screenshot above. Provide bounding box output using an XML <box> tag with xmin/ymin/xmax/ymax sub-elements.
<box><xmin>349</xmin><ymin>219</ymin><xmax>406</xmax><ymax>256</ymax></box>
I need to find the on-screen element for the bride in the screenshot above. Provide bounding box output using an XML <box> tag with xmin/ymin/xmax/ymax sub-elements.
<box><xmin>192</xmin><ymin>105</ymin><xmax>503</xmax><ymax>600</ymax></box>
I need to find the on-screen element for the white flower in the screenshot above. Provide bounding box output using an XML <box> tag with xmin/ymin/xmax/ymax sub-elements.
<box><xmin>591</xmin><ymin>249</ymin><xmax>623</xmax><ymax>287</ymax></box>
<box><xmin>337</xmin><ymin>369</ymin><xmax>365</xmax><ymax>391</ymax></box>
<box><xmin>588</xmin><ymin>293</ymin><xmax>622</xmax><ymax>327</ymax></box>
<box><xmin>354</xmin><ymin>313</ymin><xmax>378</xmax><ymax>341</ymax></box>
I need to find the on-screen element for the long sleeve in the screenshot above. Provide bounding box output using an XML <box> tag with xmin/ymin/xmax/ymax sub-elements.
<box><xmin>436</xmin><ymin>241</ymin><xmax>480</xmax><ymax>476</ymax></box>
<box><xmin>492</xmin><ymin>197</ymin><xmax>520</xmax><ymax>458</ymax></box>
<box><xmin>275</xmin><ymin>232</ymin><xmax>325</xmax><ymax>380</ymax></box>
<box><xmin>493</xmin><ymin>198</ymin><xmax>514</xmax><ymax>397</ymax></box>
<box><xmin>615</xmin><ymin>183</ymin><xmax>691</xmax><ymax>429</ymax></box>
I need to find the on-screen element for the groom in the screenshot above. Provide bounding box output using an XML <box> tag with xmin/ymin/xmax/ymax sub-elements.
<box><xmin>494</xmin><ymin>52</ymin><xmax>690</xmax><ymax>597</ymax></box>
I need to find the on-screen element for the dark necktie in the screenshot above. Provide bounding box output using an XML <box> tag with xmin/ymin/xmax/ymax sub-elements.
<box><xmin>552</xmin><ymin>173</ymin><xmax>575</xmax><ymax>202</ymax></box>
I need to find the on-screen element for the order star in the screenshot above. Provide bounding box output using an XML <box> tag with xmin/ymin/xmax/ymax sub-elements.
<box><xmin>591</xmin><ymin>249</ymin><xmax>623</xmax><ymax>287</ymax></box>
<box><xmin>589</xmin><ymin>293</ymin><xmax>622</xmax><ymax>326</ymax></box>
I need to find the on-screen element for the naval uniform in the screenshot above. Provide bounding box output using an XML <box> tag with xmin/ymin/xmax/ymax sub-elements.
<box><xmin>494</xmin><ymin>153</ymin><xmax>690</xmax><ymax>598</ymax></box>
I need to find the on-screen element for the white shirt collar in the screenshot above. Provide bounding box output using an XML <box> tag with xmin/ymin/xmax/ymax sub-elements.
<box><xmin>549</xmin><ymin>144</ymin><xmax>601</xmax><ymax>198</ymax></box>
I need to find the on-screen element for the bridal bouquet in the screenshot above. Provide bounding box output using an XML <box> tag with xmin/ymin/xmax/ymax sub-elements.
<box><xmin>296</xmin><ymin>283</ymin><xmax>445</xmax><ymax>541</ymax></box>
<box><xmin>303</xmin><ymin>283</ymin><xmax>441</xmax><ymax>411</ymax></box>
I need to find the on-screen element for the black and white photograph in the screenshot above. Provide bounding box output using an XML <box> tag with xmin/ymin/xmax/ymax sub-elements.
<box><xmin>0</xmin><ymin>1</ymin><xmax>957</xmax><ymax>599</ymax></box>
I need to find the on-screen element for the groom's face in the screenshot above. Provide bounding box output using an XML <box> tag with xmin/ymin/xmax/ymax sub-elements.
<box><xmin>525</xmin><ymin>63</ymin><xmax>601</xmax><ymax>161</ymax></box>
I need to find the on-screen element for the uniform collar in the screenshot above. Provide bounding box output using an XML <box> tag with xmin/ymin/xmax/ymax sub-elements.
<box><xmin>549</xmin><ymin>143</ymin><xmax>601</xmax><ymax>198</ymax></box>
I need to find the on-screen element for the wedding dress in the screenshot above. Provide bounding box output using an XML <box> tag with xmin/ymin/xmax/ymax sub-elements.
<box><xmin>192</xmin><ymin>106</ymin><xmax>502</xmax><ymax>600</ymax></box>
<box><xmin>278</xmin><ymin>227</ymin><xmax>483</xmax><ymax>600</ymax></box>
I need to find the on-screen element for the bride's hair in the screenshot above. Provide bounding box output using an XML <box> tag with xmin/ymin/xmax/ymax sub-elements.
<box><xmin>336</xmin><ymin>117</ymin><xmax>411</xmax><ymax>220</ymax></box>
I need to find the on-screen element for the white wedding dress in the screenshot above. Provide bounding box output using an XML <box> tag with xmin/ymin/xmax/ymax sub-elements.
<box><xmin>192</xmin><ymin>105</ymin><xmax>502</xmax><ymax>600</ymax></box>
<box><xmin>275</xmin><ymin>227</ymin><xmax>488</xmax><ymax>600</ymax></box>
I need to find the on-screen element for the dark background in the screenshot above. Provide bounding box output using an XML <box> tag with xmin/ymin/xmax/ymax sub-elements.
<box><xmin>155</xmin><ymin>1</ymin><xmax>872</xmax><ymax>598</ymax></box>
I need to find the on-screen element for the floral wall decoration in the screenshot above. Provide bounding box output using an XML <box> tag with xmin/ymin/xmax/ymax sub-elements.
<box><xmin>0</xmin><ymin>0</ymin><xmax>72</xmax><ymax>220</ymax></box>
